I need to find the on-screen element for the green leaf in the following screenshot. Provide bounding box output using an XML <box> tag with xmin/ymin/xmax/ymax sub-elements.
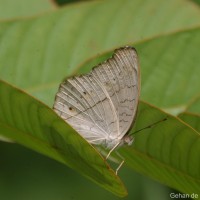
<box><xmin>0</xmin><ymin>80</ymin><xmax>127</xmax><ymax>197</ymax></box>
<box><xmin>186</xmin><ymin>96</ymin><xmax>200</xmax><ymax>115</ymax></box>
<box><xmin>178</xmin><ymin>112</ymin><xmax>200</xmax><ymax>133</ymax></box>
<box><xmin>119</xmin><ymin>101</ymin><xmax>200</xmax><ymax>195</ymax></box>
<box><xmin>137</xmin><ymin>28</ymin><xmax>200</xmax><ymax>111</ymax></box>
<box><xmin>177</xmin><ymin>96</ymin><xmax>200</xmax><ymax>132</ymax></box>
<box><xmin>0</xmin><ymin>0</ymin><xmax>56</xmax><ymax>19</ymax></box>
<box><xmin>0</xmin><ymin>0</ymin><xmax>200</xmax><ymax>106</ymax></box>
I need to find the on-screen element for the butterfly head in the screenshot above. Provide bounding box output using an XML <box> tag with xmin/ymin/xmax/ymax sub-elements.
<box><xmin>105</xmin><ymin>135</ymin><xmax>134</xmax><ymax>150</ymax></box>
<box><xmin>121</xmin><ymin>135</ymin><xmax>134</xmax><ymax>146</ymax></box>
<box><xmin>106</xmin><ymin>135</ymin><xmax>134</xmax><ymax>150</ymax></box>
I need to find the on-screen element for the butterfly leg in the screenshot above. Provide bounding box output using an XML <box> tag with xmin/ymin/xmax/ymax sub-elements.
<box><xmin>115</xmin><ymin>151</ymin><xmax>125</xmax><ymax>175</ymax></box>
<box><xmin>116</xmin><ymin>160</ymin><xmax>124</xmax><ymax>175</ymax></box>
<box><xmin>104</xmin><ymin>143</ymin><xmax>125</xmax><ymax>175</ymax></box>
<box><xmin>106</xmin><ymin>142</ymin><xmax>120</xmax><ymax>160</ymax></box>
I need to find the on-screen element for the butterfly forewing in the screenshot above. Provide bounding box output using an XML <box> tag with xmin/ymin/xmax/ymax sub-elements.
<box><xmin>53</xmin><ymin>46</ymin><xmax>140</xmax><ymax>149</ymax></box>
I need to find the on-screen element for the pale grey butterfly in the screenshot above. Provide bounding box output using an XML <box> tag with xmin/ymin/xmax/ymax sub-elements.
<box><xmin>53</xmin><ymin>46</ymin><xmax>140</xmax><ymax>174</ymax></box>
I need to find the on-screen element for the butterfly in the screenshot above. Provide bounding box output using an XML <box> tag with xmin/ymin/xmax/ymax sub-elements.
<box><xmin>53</xmin><ymin>46</ymin><xmax>140</xmax><ymax>173</ymax></box>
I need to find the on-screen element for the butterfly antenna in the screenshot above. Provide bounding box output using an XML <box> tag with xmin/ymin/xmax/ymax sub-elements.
<box><xmin>130</xmin><ymin>117</ymin><xmax>167</xmax><ymax>136</ymax></box>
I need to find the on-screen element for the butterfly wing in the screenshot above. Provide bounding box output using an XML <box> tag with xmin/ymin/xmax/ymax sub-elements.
<box><xmin>53</xmin><ymin>46</ymin><xmax>140</xmax><ymax>147</ymax></box>
<box><xmin>53</xmin><ymin>73</ymin><xmax>119</xmax><ymax>145</ymax></box>
<box><xmin>91</xmin><ymin>47</ymin><xmax>140</xmax><ymax>138</ymax></box>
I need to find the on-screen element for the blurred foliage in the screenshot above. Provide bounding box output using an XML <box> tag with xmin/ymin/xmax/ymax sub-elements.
<box><xmin>55</xmin><ymin>0</ymin><xmax>90</xmax><ymax>6</ymax></box>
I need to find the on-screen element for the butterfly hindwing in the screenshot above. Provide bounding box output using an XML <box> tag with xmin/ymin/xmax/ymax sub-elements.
<box><xmin>53</xmin><ymin>46</ymin><xmax>140</xmax><ymax>148</ymax></box>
